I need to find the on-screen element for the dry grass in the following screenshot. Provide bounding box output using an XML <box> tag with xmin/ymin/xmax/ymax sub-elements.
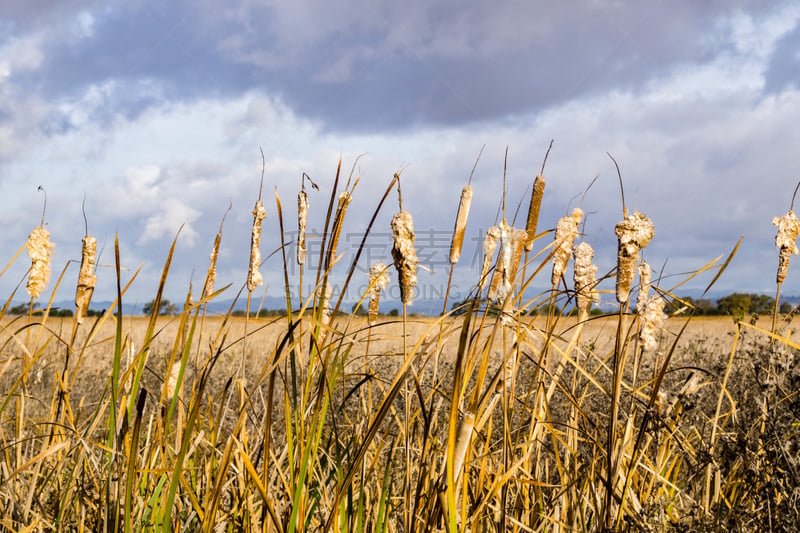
<box><xmin>1</xmin><ymin>156</ymin><xmax>799</xmax><ymax>533</ymax></box>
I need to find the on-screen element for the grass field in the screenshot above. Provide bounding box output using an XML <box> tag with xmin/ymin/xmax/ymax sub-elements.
<box><xmin>1</xmin><ymin>163</ymin><xmax>799</xmax><ymax>532</ymax></box>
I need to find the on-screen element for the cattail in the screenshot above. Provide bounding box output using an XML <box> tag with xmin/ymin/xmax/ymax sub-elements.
<box><xmin>524</xmin><ymin>175</ymin><xmax>545</xmax><ymax>252</ymax></box>
<box><xmin>638</xmin><ymin>293</ymin><xmax>666</xmax><ymax>352</ymax></box>
<box><xmin>573</xmin><ymin>241</ymin><xmax>598</xmax><ymax>315</ymax></box>
<box><xmin>449</xmin><ymin>186</ymin><xmax>473</xmax><ymax>265</ymax></box>
<box><xmin>614</xmin><ymin>210</ymin><xmax>654</xmax><ymax>304</ymax></box>
<box><xmin>205</xmin><ymin>232</ymin><xmax>220</xmax><ymax>297</ymax></box>
<box><xmin>297</xmin><ymin>189</ymin><xmax>308</xmax><ymax>265</ymax></box>
<box><xmin>637</xmin><ymin>260</ymin><xmax>652</xmax><ymax>311</ymax></box>
<box><xmin>327</xmin><ymin>192</ymin><xmax>352</xmax><ymax>267</ymax></box>
<box><xmin>391</xmin><ymin>211</ymin><xmax>417</xmax><ymax>304</ymax></box>
<box><xmin>368</xmin><ymin>262</ymin><xmax>390</xmax><ymax>325</ymax></box>
<box><xmin>507</xmin><ymin>228</ymin><xmax>528</xmax><ymax>286</ymax></box>
<box><xmin>479</xmin><ymin>226</ymin><xmax>501</xmax><ymax>289</ymax></box>
<box><xmin>75</xmin><ymin>235</ymin><xmax>97</xmax><ymax>323</ymax></box>
<box><xmin>247</xmin><ymin>200</ymin><xmax>266</xmax><ymax>292</ymax></box>
<box><xmin>551</xmin><ymin>208</ymin><xmax>583</xmax><ymax>287</ymax></box>
<box><xmin>488</xmin><ymin>221</ymin><xmax>511</xmax><ymax>301</ymax></box>
<box><xmin>451</xmin><ymin>412</ymin><xmax>475</xmax><ymax>482</ymax></box>
<box><xmin>318</xmin><ymin>283</ymin><xmax>332</xmax><ymax>325</ymax></box>
<box><xmin>26</xmin><ymin>226</ymin><xmax>54</xmax><ymax>299</ymax></box>
<box><xmin>164</xmin><ymin>360</ymin><xmax>181</xmax><ymax>403</ymax></box>
<box><xmin>772</xmin><ymin>210</ymin><xmax>800</xmax><ymax>283</ymax></box>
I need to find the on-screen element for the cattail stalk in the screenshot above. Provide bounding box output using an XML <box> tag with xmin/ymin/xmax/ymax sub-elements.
<box><xmin>75</xmin><ymin>235</ymin><xmax>97</xmax><ymax>323</ymax></box>
<box><xmin>551</xmin><ymin>208</ymin><xmax>583</xmax><ymax>287</ymax></box>
<box><xmin>327</xmin><ymin>192</ymin><xmax>352</xmax><ymax>267</ymax></box>
<box><xmin>573</xmin><ymin>241</ymin><xmax>598</xmax><ymax>316</ymax></box>
<box><xmin>488</xmin><ymin>221</ymin><xmax>511</xmax><ymax>301</ymax></box>
<box><xmin>297</xmin><ymin>189</ymin><xmax>308</xmax><ymax>265</ymax></box>
<box><xmin>524</xmin><ymin>175</ymin><xmax>545</xmax><ymax>252</ymax></box>
<box><xmin>773</xmin><ymin>210</ymin><xmax>800</xmax><ymax>284</ymax></box>
<box><xmin>614</xmin><ymin>210</ymin><xmax>655</xmax><ymax>304</ymax></box>
<box><xmin>391</xmin><ymin>211</ymin><xmax>417</xmax><ymax>304</ymax></box>
<box><xmin>26</xmin><ymin>226</ymin><xmax>54</xmax><ymax>299</ymax></box>
<box><xmin>368</xmin><ymin>262</ymin><xmax>390</xmax><ymax>325</ymax></box>
<box><xmin>449</xmin><ymin>186</ymin><xmax>473</xmax><ymax>265</ymax></box>
<box><xmin>480</xmin><ymin>226</ymin><xmax>501</xmax><ymax>289</ymax></box>
<box><xmin>247</xmin><ymin>200</ymin><xmax>267</xmax><ymax>292</ymax></box>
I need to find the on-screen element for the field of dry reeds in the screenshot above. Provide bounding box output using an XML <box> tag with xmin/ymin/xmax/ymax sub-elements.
<box><xmin>1</xmin><ymin>155</ymin><xmax>800</xmax><ymax>532</ymax></box>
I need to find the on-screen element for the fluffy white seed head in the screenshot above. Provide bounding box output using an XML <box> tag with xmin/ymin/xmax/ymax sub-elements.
<box><xmin>639</xmin><ymin>294</ymin><xmax>666</xmax><ymax>352</ymax></box>
<box><xmin>480</xmin><ymin>226</ymin><xmax>501</xmax><ymax>289</ymax></box>
<box><xmin>368</xmin><ymin>262</ymin><xmax>390</xmax><ymax>325</ymax></box>
<box><xmin>614</xmin><ymin>211</ymin><xmax>654</xmax><ymax>304</ymax></box>
<box><xmin>391</xmin><ymin>211</ymin><xmax>418</xmax><ymax>304</ymax></box>
<box><xmin>773</xmin><ymin>210</ymin><xmax>800</xmax><ymax>283</ymax></box>
<box><xmin>26</xmin><ymin>225</ymin><xmax>54</xmax><ymax>300</ymax></box>
<box><xmin>551</xmin><ymin>208</ymin><xmax>582</xmax><ymax>287</ymax></box>
<box><xmin>297</xmin><ymin>190</ymin><xmax>308</xmax><ymax>265</ymax></box>
<box><xmin>247</xmin><ymin>200</ymin><xmax>267</xmax><ymax>292</ymax></box>
<box><xmin>573</xmin><ymin>241</ymin><xmax>598</xmax><ymax>314</ymax></box>
<box><xmin>489</xmin><ymin>220</ymin><xmax>511</xmax><ymax>301</ymax></box>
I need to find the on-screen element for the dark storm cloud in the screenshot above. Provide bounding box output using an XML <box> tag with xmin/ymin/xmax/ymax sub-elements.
<box><xmin>765</xmin><ymin>22</ymin><xmax>800</xmax><ymax>93</ymax></box>
<box><xmin>3</xmin><ymin>0</ymin><xmax>779</xmax><ymax>134</ymax></box>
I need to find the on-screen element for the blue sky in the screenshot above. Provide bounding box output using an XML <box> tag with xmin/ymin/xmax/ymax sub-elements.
<box><xmin>2</xmin><ymin>1</ymin><xmax>800</xmax><ymax>311</ymax></box>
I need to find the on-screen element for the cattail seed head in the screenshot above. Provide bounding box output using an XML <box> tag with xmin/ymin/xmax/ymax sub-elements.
<box><xmin>480</xmin><ymin>226</ymin><xmax>501</xmax><ymax>289</ymax></box>
<box><xmin>297</xmin><ymin>189</ymin><xmax>308</xmax><ymax>265</ymax></box>
<box><xmin>638</xmin><ymin>294</ymin><xmax>666</xmax><ymax>352</ymax></box>
<box><xmin>449</xmin><ymin>185</ymin><xmax>473</xmax><ymax>265</ymax></box>
<box><xmin>551</xmin><ymin>208</ymin><xmax>583</xmax><ymax>287</ymax></box>
<box><xmin>614</xmin><ymin>211</ymin><xmax>654</xmax><ymax>304</ymax></box>
<box><xmin>247</xmin><ymin>200</ymin><xmax>267</xmax><ymax>292</ymax></box>
<box><xmin>488</xmin><ymin>221</ymin><xmax>511</xmax><ymax>301</ymax></box>
<box><xmin>637</xmin><ymin>260</ymin><xmax>652</xmax><ymax>312</ymax></box>
<box><xmin>205</xmin><ymin>233</ymin><xmax>220</xmax><ymax>297</ymax></box>
<box><xmin>773</xmin><ymin>210</ymin><xmax>800</xmax><ymax>283</ymax></box>
<box><xmin>318</xmin><ymin>283</ymin><xmax>332</xmax><ymax>325</ymax></box>
<box><xmin>75</xmin><ymin>235</ymin><xmax>97</xmax><ymax>323</ymax></box>
<box><xmin>391</xmin><ymin>211</ymin><xmax>417</xmax><ymax>304</ymax></box>
<box><xmin>26</xmin><ymin>225</ymin><xmax>54</xmax><ymax>300</ymax></box>
<box><xmin>328</xmin><ymin>192</ymin><xmax>352</xmax><ymax>267</ymax></box>
<box><xmin>524</xmin><ymin>175</ymin><xmax>545</xmax><ymax>252</ymax></box>
<box><xmin>573</xmin><ymin>241</ymin><xmax>598</xmax><ymax>314</ymax></box>
<box><xmin>368</xmin><ymin>262</ymin><xmax>390</xmax><ymax>325</ymax></box>
<box><xmin>164</xmin><ymin>360</ymin><xmax>181</xmax><ymax>403</ymax></box>
<box><xmin>451</xmin><ymin>412</ymin><xmax>475</xmax><ymax>481</ymax></box>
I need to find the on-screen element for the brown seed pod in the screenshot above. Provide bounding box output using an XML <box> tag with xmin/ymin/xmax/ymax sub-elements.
<box><xmin>247</xmin><ymin>200</ymin><xmax>267</xmax><ymax>292</ymax></box>
<box><xmin>328</xmin><ymin>192</ymin><xmax>352</xmax><ymax>267</ymax></box>
<box><xmin>391</xmin><ymin>211</ymin><xmax>417</xmax><ymax>304</ymax></box>
<box><xmin>614</xmin><ymin>210</ymin><xmax>654</xmax><ymax>304</ymax></box>
<box><xmin>524</xmin><ymin>175</ymin><xmax>545</xmax><ymax>252</ymax></box>
<box><xmin>26</xmin><ymin>225</ymin><xmax>54</xmax><ymax>299</ymax></box>
<box><xmin>205</xmin><ymin>233</ymin><xmax>221</xmax><ymax>297</ymax></box>
<box><xmin>297</xmin><ymin>189</ymin><xmax>308</xmax><ymax>265</ymax></box>
<box><xmin>75</xmin><ymin>235</ymin><xmax>97</xmax><ymax>323</ymax></box>
<box><xmin>773</xmin><ymin>210</ymin><xmax>800</xmax><ymax>283</ymax></box>
<box><xmin>573</xmin><ymin>241</ymin><xmax>598</xmax><ymax>314</ymax></box>
<box><xmin>449</xmin><ymin>185</ymin><xmax>473</xmax><ymax>265</ymax></box>
<box><xmin>551</xmin><ymin>208</ymin><xmax>583</xmax><ymax>287</ymax></box>
<box><xmin>368</xmin><ymin>262</ymin><xmax>390</xmax><ymax>325</ymax></box>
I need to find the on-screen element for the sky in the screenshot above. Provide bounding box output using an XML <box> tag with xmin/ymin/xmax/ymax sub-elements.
<box><xmin>2</xmin><ymin>0</ymin><xmax>800</xmax><ymax>313</ymax></box>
